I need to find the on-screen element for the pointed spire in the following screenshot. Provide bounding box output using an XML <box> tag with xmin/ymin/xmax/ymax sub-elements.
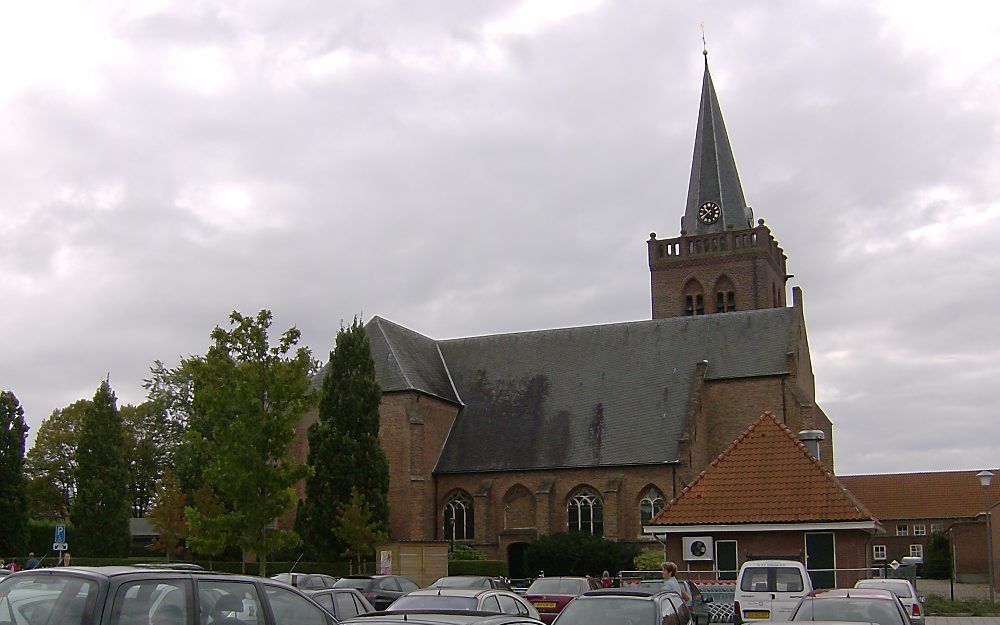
<box><xmin>682</xmin><ymin>52</ymin><xmax>752</xmax><ymax>235</ymax></box>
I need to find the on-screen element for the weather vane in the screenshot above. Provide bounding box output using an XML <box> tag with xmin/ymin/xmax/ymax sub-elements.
<box><xmin>700</xmin><ymin>23</ymin><xmax>708</xmax><ymax>57</ymax></box>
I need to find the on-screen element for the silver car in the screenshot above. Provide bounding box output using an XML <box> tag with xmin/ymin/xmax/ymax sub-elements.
<box><xmin>853</xmin><ymin>579</ymin><xmax>925</xmax><ymax>625</ymax></box>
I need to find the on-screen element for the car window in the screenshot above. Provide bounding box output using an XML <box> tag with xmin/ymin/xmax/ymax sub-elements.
<box><xmin>0</xmin><ymin>574</ymin><xmax>98</xmax><ymax>625</ymax></box>
<box><xmin>397</xmin><ymin>578</ymin><xmax>419</xmax><ymax>592</ymax></box>
<box><xmin>322</xmin><ymin>577</ymin><xmax>338</xmax><ymax>589</ymax></box>
<box><xmin>379</xmin><ymin>577</ymin><xmax>401</xmax><ymax>592</ymax></box>
<box><xmin>793</xmin><ymin>598</ymin><xmax>905</xmax><ymax>625</ymax></box>
<box><xmin>661</xmin><ymin>597</ymin><xmax>679</xmax><ymax>625</ymax></box>
<box><xmin>560</xmin><ymin>598</ymin><xmax>656</xmax><ymax>625</ymax></box>
<box><xmin>670</xmin><ymin>597</ymin><xmax>692</xmax><ymax>625</ymax></box>
<box><xmin>388</xmin><ymin>596</ymin><xmax>479</xmax><ymax>611</ymax></box>
<box><xmin>197</xmin><ymin>580</ymin><xmax>263</xmax><ymax>625</ymax></box>
<box><xmin>334</xmin><ymin>578</ymin><xmax>373</xmax><ymax>590</ymax></box>
<box><xmin>527</xmin><ymin>579</ymin><xmax>585</xmax><ymax>595</ymax></box>
<box><xmin>315</xmin><ymin>594</ymin><xmax>335</xmax><ymax>613</ymax></box>
<box><xmin>481</xmin><ymin>594</ymin><xmax>502</xmax><ymax>613</ymax></box>
<box><xmin>740</xmin><ymin>567</ymin><xmax>803</xmax><ymax>593</ymax></box>
<box><xmin>263</xmin><ymin>585</ymin><xmax>327</xmax><ymax>625</ymax></box>
<box><xmin>113</xmin><ymin>579</ymin><xmax>192</xmax><ymax>625</ymax></box>
<box><xmin>857</xmin><ymin>581</ymin><xmax>912</xmax><ymax>599</ymax></box>
<box><xmin>334</xmin><ymin>592</ymin><xmax>360</xmax><ymax>618</ymax></box>
<box><xmin>497</xmin><ymin>594</ymin><xmax>521</xmax><ymax>615</ymax></box>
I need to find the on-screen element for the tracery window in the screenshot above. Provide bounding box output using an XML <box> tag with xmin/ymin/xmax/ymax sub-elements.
<box><xmin>567</xmin><ymin>486</ymin><xmax>603</xmax><ymax>536</ymax></box>
<box><xmin>443</xmin><ymin>490</ymin><xmax>474</xmax><ymax>540</ymax></box>
<box><xmin>639</xmin><ymin>486</ymin><xmax>665</xmax><ymax>525</ymax></box>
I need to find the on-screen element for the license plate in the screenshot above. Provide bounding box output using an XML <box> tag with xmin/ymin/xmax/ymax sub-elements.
<box><xmin>744</xmin><ymin>611</ymin><xmax>770</xmax><ymax>619</ymax></box>
<box><xmin>534</xmin><ymin>602</ymin><xmax>557</xmax><ymax>608</ymax></box>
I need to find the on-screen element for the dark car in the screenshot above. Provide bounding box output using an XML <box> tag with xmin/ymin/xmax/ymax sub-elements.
<box><xmin>308</xmin><ymin>587</ymin><xmax>376</xmax><ymax>620</ymax></box>
<box><xmin>523</xmin><ymin>576</ymin><xmax>600</xmax><ymax>624</ymax></box>
<box><xmin>342</xmin><ymin>609</ymin><xmax>544</xmax><ymax>625</ymax></box>
<box><xmin>334</xmin><ymin>574</ymin><xmax>420</xmax><ymax>610</ymax></box>
<box><xmin>791</xmin><ymin>587</ymin><xmax>911</xmax><ymax>625</ymax></box>
<box><xmin>632</xmin><ymin>579</ymin><xmax>713</xmax><ymax>625</ymax></box>
<box><xmin>429</xmin><ymin>576</ymin><xmax>513</xmax><ymax>591</ymax></box>
<box><xmin>387</xmin><ymin>588</ymin><xmax>540</xmax><ymax>619</ymax></box>
<box><xmin>552</xmin><ymin>589</ymin><xmax>691</xmax><ymax>625</ymax></box>
<box><xmin>0</xmin><ymin>565</ymin><xmax>335</xmax><ymax>624</ymax></box>
<box><xmin>271</xmin><ymin>572</ymin><xmax>340</xmax><ymax>591</ymax></box>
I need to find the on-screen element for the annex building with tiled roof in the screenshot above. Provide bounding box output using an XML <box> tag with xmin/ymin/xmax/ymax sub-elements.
<box><xmin>291</xmin><ymin>54</ymin><xmax>837</xmax><ymax>578</ymax></box>
<box><xmin>643</xmin><ymin>413</ymin><xmax>878</xmax><ymax>588</ymax></box>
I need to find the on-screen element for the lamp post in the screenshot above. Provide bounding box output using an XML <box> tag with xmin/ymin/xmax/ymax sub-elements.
<box><xmin>977</xmin><ymin>470</ymin><xmax>995</xmax><ymax>604</ymax></box>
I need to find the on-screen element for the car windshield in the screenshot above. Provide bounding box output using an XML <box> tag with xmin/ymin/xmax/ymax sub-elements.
<box><xmin>0</xmin><ymin>574</ymin><xmax>98</xmax><ymax>625</ymax></box>
<box><xmin>856</xmin><ymin>582</ymin><xmax>912</xmax><ymax>599</ymax></box>
<box><xmin>527</xmin><ymin>579</ymin><xmax>582</xmax><ymax>595</ymax></box>
<box><xmin>431</xmin><ymin>577</ymin><xmax>487</xmax><ymax>589</ymax></box>
<box><xmin>387</xmin><ymin>596</ymin><xmax>479</xmax><ymax>611</ymax></box>
<box><xmin>556</xmin><ymin>598</ymin><xmax>656</xmax><ymax>625</ymax></box>
<box><xmin>334</xmin><ymin>578</ymin><xmax>374</xmax><ymax>590</ymax></box>
<box><xmin>636</xmin><ymin>581</ymin><xmax>663</xmax><ymax>592</ymax></box>
<box><xmin>793</xmin><ymin>597</ymin><xmax>904</xmax><ymax>625</ymax></box>
<box><xmin>740</xmin><ymin>567</ymin><xmax>804</xmax><ymax>593</ymax></box>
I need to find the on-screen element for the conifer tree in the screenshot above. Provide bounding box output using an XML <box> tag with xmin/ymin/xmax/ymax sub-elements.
<box><xmin>0</xmin><ymin>391</ymin><xmax>30</xmax><ymax>555</ymax></box>
<box><xmin>72</xmin><ymin>380</ymin><xmax>132</xmax><ymax>556</ymax></box>
<box><xmin>300</xmin><ymin>318</ymin><xmax>389</xmax><ymax>559</ymax></box>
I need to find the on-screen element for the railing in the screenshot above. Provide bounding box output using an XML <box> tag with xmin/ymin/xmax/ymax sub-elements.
<box><xmin>651</xmin><ymin>226</ymin><xmax>785</xmax><ymax>270</ymax></box>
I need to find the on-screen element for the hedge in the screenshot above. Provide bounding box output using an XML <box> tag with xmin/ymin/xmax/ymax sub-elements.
<box><xmin>449</xmin><ymin>559</ymin><xmax>506</xmax><ymax>576</ymax></box>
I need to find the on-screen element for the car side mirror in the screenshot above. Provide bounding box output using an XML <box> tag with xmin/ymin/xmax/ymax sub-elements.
<box><xmin>919</xmin><ymin>596</ymin><xmax>926</xmax><ymax>603</ymax></box>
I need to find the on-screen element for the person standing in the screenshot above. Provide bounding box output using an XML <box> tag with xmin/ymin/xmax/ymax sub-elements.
<box><xmin>25</xmin><ymin>553</ymin><xmax>39</xmax><ymax>570</ymax></box>
<box><xmin>59</xmin><ymin>552</ymin><xmax>72</xmax><ymax>567</ymax></box>
<box><xmin>601</xmin><ymin>571</ymin><xmax>613</xmax><ymax>588</ymax></box>
<box><xmin>661</xmin><ymin>562</ymin><xmax>690</xmax><ymax>601</ymax></box>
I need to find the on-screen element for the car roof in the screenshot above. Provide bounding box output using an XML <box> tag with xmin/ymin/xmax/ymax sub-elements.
<box><xmin>345</xmin><ymin>610</ymin><xmax>540</xmax><ymax>624</ymax></box>
<box><xmin>741</xmin><ymin>560</ymin><xmax>804</xmax><ymax>568</ymax></box>
<box><xmin>582</xmin><ymin>590</ymin><xmax>657</xmax><ymax>598</ymax></box>
<box><xmin>10</xmin><ymin>566</ymin><xmax>253</xmax><ymax>582</ymax></box>
<box><xmin>406</xmin><ymin>589</ymin><xmax>493</xmax><ymax>598</ymax></box>
<box><xmin>806</xmin><ymin>589</ymin><xmax>898</xmax><ymax>599</ymax></box>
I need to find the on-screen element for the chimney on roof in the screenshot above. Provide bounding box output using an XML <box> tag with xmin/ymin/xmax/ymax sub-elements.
<box><xmin>798</xmin><ymin>430</ymin><xmax>825</xmax><ymax>461</ymax></box>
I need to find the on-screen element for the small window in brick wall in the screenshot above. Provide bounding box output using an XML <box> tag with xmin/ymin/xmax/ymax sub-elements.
<box><xmin>640</xmin><ymin>487</ymin><xmax>665</xmax><ymax>525</ymax></box>
<box><xmin>873</xmin><ymin>545</ymin><xmax>886</xmax><ymax>561</ymax></box>
<box><xmin>716</xmin><ymin>291</ymin><xmax>736</xmax><ymax>313</ymax></box>
<box><xmin>896</xmin><ymin>524</ymin><xmax>908</xmax><ymax>536</ymax></box>
<box><xmin>444</xmin><ymin>490</ymin><xmax>474</xmax><ymax>541</ymax></box>
<box><xmin>685</xmin><ymin>295</ymin><xmax>705</xmax><ymax>316</ymax></box>
<box><xmin>931</xmin><ymin>523</ymin><xmax>943</xmax><ymax>534</ymax></box>
<box><xmin>913</xmin><ymin>524</ymin><xmax>926</xmax><ymax>536</ymax></box>
<box><xmin>909</xmin><ymin>544</ymin><xmax>923</xmax><ymax>559</ymax></box>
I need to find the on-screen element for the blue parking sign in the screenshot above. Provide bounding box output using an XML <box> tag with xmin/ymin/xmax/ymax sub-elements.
<box><xmin>54</xmin><ymin>524</ymin><xmax>66</xmax><ymax>544</ymax></box>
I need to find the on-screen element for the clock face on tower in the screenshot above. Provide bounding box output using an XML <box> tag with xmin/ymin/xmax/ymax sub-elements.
<box><xmin>698</xmin><ymin>201</ymin><xmax>721</xmax><ymax>224</ymax></box>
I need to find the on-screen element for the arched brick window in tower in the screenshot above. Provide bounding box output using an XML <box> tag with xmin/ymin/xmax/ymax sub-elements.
<box><xmin>567</xmin><ymin>486</ymin><xmax>603</xmax><ymax>536</ymax></box>
<box><xmin>443</xmin><ymin>490</ymin><xmax>474</xmax><ymax>541</ymax></box>
<box><xmin>639</xmin><ymin>486</ymin><xmax>665</xmax><ymax>525</ymax></box>
<box><xmin>683</xmin><ymin>279</ymin><xmax>705</xmax><ymax>316</ymax></box>
<box><xmin>714</xmin><ymin>276</ymin><xmax>736</xmax><ymax>313</ymax></box>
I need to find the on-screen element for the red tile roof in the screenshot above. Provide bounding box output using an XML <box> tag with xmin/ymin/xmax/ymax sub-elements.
<box><xmin>650</xmin><ymin>413</ymin><xmax>876</xmax><ymax>525</ymax></box>
<box><xmin>838</xmin><ymin>470</ymin><xmax>1000</xmax><ymax>521</ymax></box>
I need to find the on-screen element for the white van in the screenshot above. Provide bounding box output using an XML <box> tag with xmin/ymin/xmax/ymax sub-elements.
<box><xmin>733</xmin><ymin>560</ymin><xmax>812</xmax><ymax>624</ymax></box>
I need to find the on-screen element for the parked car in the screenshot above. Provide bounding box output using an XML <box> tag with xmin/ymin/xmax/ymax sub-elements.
<box><xmin>508</xmin><ymin>579</ymin><xmax>532</xmax><ymax>595</ymax></box>
<box><xmin>308</xmin><ymin>587</ymin><xmax>377</xmax><ymax>620</ymax></box>
<box><xmin>429</xmin><ymin>576</ymin><xmax>513</xmax><ymax>591</ymax></box>
<box><xmin>552</xmin><ymin>588</ymin><xmax>691</xmax><ymax>625</ymax></box>
<box><xmin>0</xmin><ymin>565</ymin><xmax>335</xmax><ymax>625</ymax></box>
<box><xmin>271</xmin><ymin>572</ymin><xmax>340</xmax><ymax>590</ymax></box>
<box><xmin>388</xmin><ymin>588</ymin><xmax>539</xmax><ymax>619</ymax></box>
<box><xmin>342</xmin><ymin>609</ymin><xmax>544</xmax><ymax>625</ymax></box>
<box><xmin>334</xmin><ymin>574</ymin><xmax>420</xmax><ymax>610</ymax></box>
<box><xmin>853</xmin><ymin>579</ymin><xmax>924</xmax><ymax>625</ymax></box>
<box><xmin>632</xmin><ymin>579</ymin><xmax>714</xmax><ymax>625</ymax></box>
<box><xmin>791</xmin><ymin>588</ymin><xmax>911</xmax><ymax>625</ymax></box>
<box><xmin>523</xmin><ymin>576</ymin><xmax>600</xmax><ymax>624</ymax></box>
<box><xmin>734</xmin><ymin>560</ymin><xmax>812</xmax><ymax>624</ymax></box>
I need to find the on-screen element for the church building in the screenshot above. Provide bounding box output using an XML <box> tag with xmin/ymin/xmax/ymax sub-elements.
<box><xmin>294</xmin><ymin>55</ymin><xmax>834</xmax><ymax>578</ymax></box>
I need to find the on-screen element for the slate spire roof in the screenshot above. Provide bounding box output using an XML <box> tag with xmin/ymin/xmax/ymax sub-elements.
<box><xmin>650</xmin><ymin>413</ymin><xmax>876</xmax><ymax>526</ymax></box>
<box><xmin>683</xmin><ymin>53</ymin><xmax>753</xmax><ymax>236</ymax></box>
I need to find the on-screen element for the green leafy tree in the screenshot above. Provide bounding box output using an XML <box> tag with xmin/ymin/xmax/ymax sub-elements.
<box><xmin>24</xmin><ymin>400</ymin><xmax>89</xmax><ymax>518</ymax></box>
<box><xmin>185</xmin><ymin>483</ymin><xmax>227</xmax><ymax>565</ymax></box>
<box><xmin>71</xmin><ymin>381</ymin><xmax>131</xmax><ymax>556</ymax></box>
<box><xmin>449</xmin><ymin>545</ymin><xmax>487</xmax><ymax>562</ymax></box>
<box><xmin>633</xmin><ymin>548</ymin><xmax>664</xmax><ymax>571</ymax></box>
<box><xmin>0</xmin><ymin>391</ymin><xmax>30</xmax><ymax>555</ymax></box>
<box><xmin>144</xmin><ymin>360</ymin><xmax>201</xmax><ymax>493</ymax></box>
<box><xmin>121</xmin><ymin>401</ymin><xmax>180</xmax><ymax>517</ymax></box>
<box><xmin>923</xmin><ymin>531</ymin><xmax>951</xmax><ymax>579</ymax></box>
<box><xmin>182</xmin><ymin>310</ymin><xmax>314</xmax><ymax>576</ymax></box>
<box><xmin>147</xmin><ymin>471</ymin><xmax>188</xmax><ymax>561</ymax></box>
<box><xmin>300</xmin><ymin>318</ymin><xmax>389</xmax><ymax>559</ymax></box>
<box><xmin>524</xmin><ymin>532</ymin><xmax>639</xmax><ymax>577</ymax></box>
<box><xmin>334</xmin><ymin>488</ymin><xmax>387</xmax><ymax>572</ymax></box>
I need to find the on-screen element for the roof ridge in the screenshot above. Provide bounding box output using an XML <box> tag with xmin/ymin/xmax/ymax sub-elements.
<box><xmin>370</xmin><ymin>317</ymin><xmax>416</xmax><ymax>390</ymax></box>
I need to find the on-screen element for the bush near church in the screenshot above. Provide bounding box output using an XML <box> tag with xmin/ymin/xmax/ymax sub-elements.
<box><xmin>524</xmin><ymin>532</ymin><xmax>639</xmax><ymax>577</ymax></box>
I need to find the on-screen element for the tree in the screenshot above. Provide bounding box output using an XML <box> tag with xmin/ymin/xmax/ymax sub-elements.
<box><xmin>299</xmin><ymin>318</ymin><xmax>389</xmax><ymax>559</ymax></box>
<box><xmin>71</xmin><ymin>380</ymin><xmax>132</xmax><ymax>556</ymax></box>
<box><xmin>182</xmin><ymin>310</ymin><xmax>315</xmax><ymax>576</ymax></box>
<box><xmin>923</xmin><ymin>531</ymin><xmax>951</xmax><ymax>579</ymax></box>
<box><xmin>24</xmin><ymin>400</ymin><xmax>88</xmax><ymax>518</ymax></box>
<box><xmin>147</xmin><ymin>471</ymin><xmax>188</xmax><ymax>561</ymax></box>
<box><xmin>185</xmin><ymin>483</ymin><xmax>227</xmax><ymax>565</ymax></box>
<box><xmin>0</xmin><ymin>391</ymin><xmax>30</xmax><ymax>555</ymax></box>
<box><xmin>121</xmin><ymin>401</ymin><xmax>180</xmax><ymax>517</ymax></box>
<box><xmin>524</xmin><ymin>532</ymin><xmax>639</xmax><ymax>577</ymax></box>
<box><xmin>334</xmin><ymin>488</ymin><xmax>387</xmax><ymax>572</ymax></box>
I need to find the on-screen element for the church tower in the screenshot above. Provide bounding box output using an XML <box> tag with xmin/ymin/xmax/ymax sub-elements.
<box><xmin>648</xmin><ymin>53</ymin><xmax>788</xmax><ymax>319</ymax></box>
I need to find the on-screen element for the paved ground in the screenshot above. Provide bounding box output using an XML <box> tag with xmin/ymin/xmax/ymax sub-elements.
<box><xmin>918</xmin><ymin>579</ymin><xmax>993</xmax><ymax>601</ymax></box>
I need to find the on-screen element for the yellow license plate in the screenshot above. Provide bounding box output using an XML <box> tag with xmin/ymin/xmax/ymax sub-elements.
<box><xmin>744</xmin><ymin>611</ymin><xmax>770</xmax><ymax>619</ymax></box>
<box><xmin>534</xmin><ymin>602</ymin><xmax>557</xmax><ymax>608</ymax></box>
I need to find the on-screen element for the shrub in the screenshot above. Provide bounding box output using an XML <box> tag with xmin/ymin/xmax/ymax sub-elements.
<box><xmin>449</xmin><ymin>559</ymin><xmax>506</xmax><ymax>576</ymax></box>
<box><xmin>524</xmin><ymin>532</ymin><xmax>639</xmax><ymax>577</ymax></box>
<box><xmin>449</xmin><ymin>545</ymin><xmax>487</xmax><ymax>561</ymax></box>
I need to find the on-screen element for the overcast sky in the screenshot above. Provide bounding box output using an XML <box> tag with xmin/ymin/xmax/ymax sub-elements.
<box><xmin>2</xmin><ymin>0</ymin><xmax>998</xmax><ymax>477</ymax></box>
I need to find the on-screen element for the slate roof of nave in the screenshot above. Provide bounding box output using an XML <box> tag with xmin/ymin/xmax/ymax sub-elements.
<box><xmin>363</xmin><ymin>307</ymin><xmax>798</xmax><ymax>474</ymax></box>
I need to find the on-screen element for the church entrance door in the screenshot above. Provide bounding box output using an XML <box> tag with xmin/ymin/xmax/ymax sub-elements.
<box><xmin>507</xmin><ymin>542</ymin><xmax>529</xmax><ymax>579</ymax></box>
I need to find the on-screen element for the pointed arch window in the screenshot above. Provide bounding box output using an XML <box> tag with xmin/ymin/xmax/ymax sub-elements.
<box><xmin>716</xmin><ymin>291</ymin><xmax>736</xmax><ymax>313</ymax></box>
<box><xmin>567</xmin><ymin>486</ymin><xmax>603</xmax><ymax>536</ymax></box>
<box><xmin>443</xmin><ymin>490</ymin><xmax>474</xmax><ymax>541</ymax></box>
<box><xmin>640</xmin><ymin>486</ymin><xmax>665</xmax><ymax>525</ymax></box>
<box><xmin>683</xmin><ymin>279</ymin><xmax>706</xmax><ymax>317</ymax></box>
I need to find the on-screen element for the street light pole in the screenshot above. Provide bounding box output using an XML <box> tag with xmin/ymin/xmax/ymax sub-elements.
<box><xmin>977</xmin><ymin>470</ymin><xmax>995</xmax><ymax>604</ymax></box>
